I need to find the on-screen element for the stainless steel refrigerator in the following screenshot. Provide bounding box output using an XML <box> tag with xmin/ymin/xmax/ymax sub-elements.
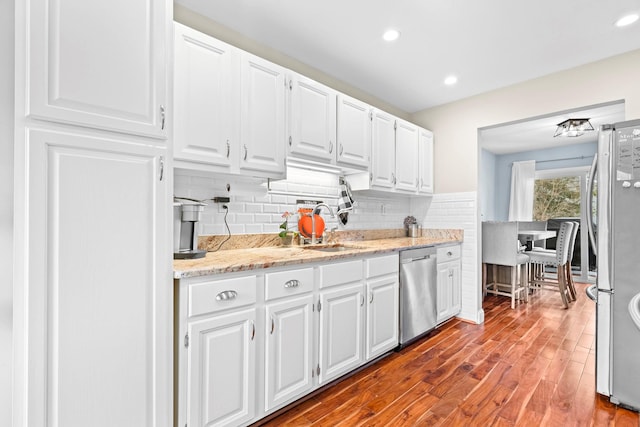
<box><xmin>587</xmin><ymin>118</ymin><xmax>640</xmax><ymax>411</ymax></box>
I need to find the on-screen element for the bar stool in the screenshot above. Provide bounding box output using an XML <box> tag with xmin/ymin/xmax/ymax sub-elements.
<box><xmin>482</xmin><ymin>221</ymin><xmax>530</xmax><ymax>309</ymax></box>
<box><xmin>527</xmin><ymin>221</ymin><xmax>574</xmax><ymax>308</ymax></box>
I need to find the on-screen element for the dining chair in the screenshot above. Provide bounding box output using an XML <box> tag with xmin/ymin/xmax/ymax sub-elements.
<box><xmin>482</xmin><ymin>221</ymin><xmax>530</xmax><ymax>309</ymax></box>
<box><xmin>532</xmin><ymin>221</ymin><xmax>579</xmax><ymax>301</ymax></box>
<box><xmin>527</xmin><ymin>221</ymin><xmax>574</xmax><ymax>308</ymax></box>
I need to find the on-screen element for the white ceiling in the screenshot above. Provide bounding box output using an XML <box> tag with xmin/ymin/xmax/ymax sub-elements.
<box><xmin>479</xmin><ymin>101</ymin><xmax>626</xmax><ymax>154</ymax></box>
<box><xmin>175</xmin><ymin>0</ymin><xmax>640</xmax><ymax>113</ymax></box>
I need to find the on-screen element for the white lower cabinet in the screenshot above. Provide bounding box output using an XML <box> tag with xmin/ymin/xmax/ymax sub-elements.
<box><xmin>319</xmin><ymin>282</ymin><xmax>364</xmax><ymax>384</ymax></box>
<box><xmin>436</xmin><ymin>245</ymin><xmax>462</xmax><ymax>324</ymax></box>
<box><xmin>365</xmin><ymin>255</ymin><xmax>400</xmax><ymax>360</ymax></box>
<box><xmin>264</xmin><ymin>267</ymin><xmax>315</xmax><ymax>411</ymax></box>
<box><xmin>176</xmin><ymin>275</ymin><xmax>258</xmax><ymax>427</ymax></box>
<box><xmin>187</xmin><ymin>308</ymin><xmax>257</xmax><ymax>427</ymax></box>
<box><xmin>176</xmin><ymin>253</ymin><xmax>401</xmax><ymax>426</ymax></box>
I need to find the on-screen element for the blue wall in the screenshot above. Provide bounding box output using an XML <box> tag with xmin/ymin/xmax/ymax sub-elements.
<box><xmin>483</xmin><ymin>142</ymin><xmax>596</xmax><ymax>221</ymax></box>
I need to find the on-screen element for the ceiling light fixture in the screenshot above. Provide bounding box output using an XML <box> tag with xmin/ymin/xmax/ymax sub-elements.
<box><xmin>553</xmin><ymin>118</ymin><xmax>595</xmax><ymax>137</ymax></box>
<box><xmin>382</xmin><ymin>29</ymin><xmax>400</xmax><ymax>42</ymax></box>
<box><xmin>615</xmin><ymin>13</ymin><xmax>639</xmax><ymax>27</ymax></box>
<box><xmin>444</xmin><ymin>75</ymin><xmax>458</xmax><ymax>86</ymax></box>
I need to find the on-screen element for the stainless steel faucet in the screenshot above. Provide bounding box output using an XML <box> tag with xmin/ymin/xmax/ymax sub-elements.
<box><xmin>311</xmin><ymin>203</ymin><xmax>335</xmax><ymax>244</ymax></box>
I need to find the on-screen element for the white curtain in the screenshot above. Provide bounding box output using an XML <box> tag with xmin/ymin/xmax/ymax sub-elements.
<box><xmin>508</xmin><ymin>160</ymin><xmax>536</xmax><ymax>221</ymax></box>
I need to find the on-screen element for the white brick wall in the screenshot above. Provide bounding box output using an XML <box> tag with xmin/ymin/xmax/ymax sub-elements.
<box><xmin>174</xmin><ymin>166</ymin><xmax>412</xmax><ymax>236</ymax></box>
<box><xmin>417</xmin><ymin>192</ymin><xmax>483</xmax><ymax>324</ymax></box>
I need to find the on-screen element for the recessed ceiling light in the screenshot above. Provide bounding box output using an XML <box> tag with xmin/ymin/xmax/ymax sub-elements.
<box><xmin>382</xmin><ymin>29</ymin><xmax>400</xmax><ymax>42</ymax></box>
<box><xmin>444</xmin><ymin>75</ymin><xmax>458</xmax><ymax>86</ymax></box>
<box><xmin>615</xmin><ymin>13</ymin><xmax>639</xmax><ymax>27</ymax></box>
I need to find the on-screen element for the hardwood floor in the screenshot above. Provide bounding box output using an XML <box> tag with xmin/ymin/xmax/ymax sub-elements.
<box><xmin>261</xmin><ymin>282</ymin><xmax>640</xmax><ymax>426</ymax></box>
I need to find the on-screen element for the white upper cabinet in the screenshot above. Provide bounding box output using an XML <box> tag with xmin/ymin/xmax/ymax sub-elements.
<box><xmin>172</xmin><ymin>25</ymin><xmax>286</xmax><ymax>178</ymax></box>
<box><xmin>370</xmin><ymin>109</ymin><xmax>396</xmax><ymax>189</ymax></box>
<box><xmin>289</xmin><ymin>74</ymin><xmax>336</xmax><ymax>162</ymax></box>
<box><xmin>239</xmin><ymin>52</ymin><xmax>287</xmax><ymax>177</ymax></box>
<box><xmin>173</xmin><ymin>23</ymin><xmax>236</xmax><ymax>170</ymax></box>
<box><xmin>419</xmin><ymin>129</ymin><xmax>434</xmax><ymax>194</ymax></box>
<box><xmin>27</xmin><ymin>0</ymin><xmax>168</xmax><ymax>138</ymax></box>
<box><xmin>394</xmin><ymin>119</ymin><xmax>420</xmax><ymax>192</ymax></box>
<box><xmin>336</xmin><ymin>94</ymin><xmax>371</xmax><ymax>169</ymax></box>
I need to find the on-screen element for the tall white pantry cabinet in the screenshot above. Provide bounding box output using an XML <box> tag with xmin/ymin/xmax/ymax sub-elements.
<box><xmin>13</xmin><ymin>1</ymin><xmax>173</xmax><ymax>427</ymax></box>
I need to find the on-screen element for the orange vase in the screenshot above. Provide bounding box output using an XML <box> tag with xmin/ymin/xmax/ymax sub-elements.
<box><xmin>298</xmin><ymin>208</ymin><xmax>325</xmax><ymax>239</ymax></box>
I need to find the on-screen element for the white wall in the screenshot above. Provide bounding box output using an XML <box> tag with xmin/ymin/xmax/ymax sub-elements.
<box><xmin>412</xmin><ymin>48</ymin><xmax>640</xmax><ymax>194</ymax></box>
<box><xmin>0</xmin><ymin>0</ymin><xmax>14</xmax><ymax>425</ymax></box>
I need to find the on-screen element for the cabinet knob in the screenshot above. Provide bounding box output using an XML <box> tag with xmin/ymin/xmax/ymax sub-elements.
<box><xmin>284</xmin><ymin>279</ymin><xmax>300</xmax><ymax>288</ymax></box>
<box><xmin>215</xmin><ymin>290</ymin><xmax>238</xmax><ymax>301</ymax></box>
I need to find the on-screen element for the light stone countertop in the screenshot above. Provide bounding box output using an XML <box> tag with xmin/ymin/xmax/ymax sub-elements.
<box><xmin>173</xmin><ymin>229</ymin><xmax>463</xmax><ymax>279</ymax></box>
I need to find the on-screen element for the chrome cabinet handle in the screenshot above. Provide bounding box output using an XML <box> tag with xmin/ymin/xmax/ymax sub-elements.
<box><xmin>243</xmin><ymin>145</ymin><xmax>248</xmax><ymax>161</ymax></box>
<box><xmin>329</xmin><ymin>141</ymin><xmax>333</xmax><ymax>154</ymax></box>
<box><xmin>360</xmin><ymin>294</ymin><xmax>364</xmax><ymax>306</ymax></box>
<box><xmin>226</xmin><ymin>140</ymin><xmax>230</xmax><ymax>158</ymax></box>
<box><xmin>251</xmin><ymin>321</ymin><xmax>255</xmax><ymax>341</ymax></box>
<box><xmin>216</xmin><ymin>290</ymin><xmax>238</xmax><ymax>301</ymax></box>
<box><xmin>270</xmin><ymin>317</ymin><xmax>275</xmax><ymax>334</ymax></box>
<box><xmin>339</xmin><ymin>143</ymin><xmax>344</xmax><ymax>156</ymax></box>
<box><xmin>369</xmin><ymin>172</ymin><xmax>373</xmax><ymax>182</ymax></box>
<box><xmin>160</xmin><ymin>105</ymin><xmax>165</xmax><ymax>130</ymax></box>
<box><xmin>392</xmin><ymin>173</ymin><xmax>396</xmax><ymax>184</ymax></box>
<box><xmin>159</xmin><ymin>156</ymin><xmax>164</xmax><ymax>182</ymax></box>
<box><xmin>369</xmin><ymin>292</ymin><xmax>374</xmax><ymax>304</ymax></box>
<box><xmin>284</xmin><ymin>280</ymin><xmax>300</xmax><ymax>288</ymax></box>
<box><xmin>289</xmin><ymin>136</ymin><xmax>292</xmax><ymax>146</ymax></box>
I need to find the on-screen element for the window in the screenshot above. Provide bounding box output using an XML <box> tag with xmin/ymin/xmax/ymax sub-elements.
<box><xmin>533</xmin><ymin>176</ymin><xmax>581</xmax><ymax>221</ymax></box>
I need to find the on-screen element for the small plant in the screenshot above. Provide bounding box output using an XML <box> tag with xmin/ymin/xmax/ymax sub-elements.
<box><xmin>279</xmin><ymin>211</ymin><xmax>299</xmax><ymax>238</ymax></box>
<box><xmin>403</xmin><ymin>215</ymin><xmax>417</xmax><ymax>229</ymax></box>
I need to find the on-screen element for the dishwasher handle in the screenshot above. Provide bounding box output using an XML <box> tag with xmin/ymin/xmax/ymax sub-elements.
<box><xmin>400</xmin><ymin>254</ymin><xmax>432</xmax><ymax>264</ymax></box>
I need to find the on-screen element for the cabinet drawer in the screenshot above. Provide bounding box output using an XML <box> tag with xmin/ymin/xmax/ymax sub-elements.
<box><xmin>319</xmin><ymin>259</ymin><xmax>363</xmax><ymax>289</ymax></box>
<box><xmin>188</xmin><ymin>275</ymin><xmax>257</xmax><ymax>317</ymax></box>
<box><xmin>437</xmin><ymin>244</ymin><xmax>461</xmax><ymax>262</ymax></box>
<box><xmin>265</xmin><ymin>267</ymin><xmax>314</xmax><ymax>301</ymax></box>
<box><xmin>365</xmin><ymin>254</ymin><xmax>399</xmax><ymax>278</ymax></box>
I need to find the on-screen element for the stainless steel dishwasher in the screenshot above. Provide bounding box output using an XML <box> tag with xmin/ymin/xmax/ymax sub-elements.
<box><xmin>399</xmin><ymin>246</ymin><xmax>437</xmax><ymax>347</ymax></box>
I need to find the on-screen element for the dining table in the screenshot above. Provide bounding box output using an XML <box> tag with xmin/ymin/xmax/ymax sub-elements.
<box><xmin>517</xmin><ymin>230</ymin><xmax>556</xmax><ymax>251</ymax></box>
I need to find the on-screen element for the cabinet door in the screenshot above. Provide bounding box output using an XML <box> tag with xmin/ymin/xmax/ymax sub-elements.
<box><xmin>239</xmin><ymin>52</ymin><xmax>286</xmax><ymax>177</ymax></box>
<box><xmin>265</xmin><ymin>294</ymin><xmax>315</xmax><ymax>411</ymax></box>
<box><xmin>437</xmin><ymin>261</ymin><xmax>461</xmax><ymax>323</ymax></box>
<box><xmin>319</xmin><ymin>283</ymin><xmax>364</xmax><ymax>384</ymax></box>
<box><xmin>450</xmin><ymin>261</ymin><xmax>462</xmax><ymax>316</ymax></box>
<box><xmin>336</xmin><ymin>94</ymin><xmax>371</xmax><ymax>169</ymax></box>
<box><xmin>174</xmin><ymin>23</ymin><xmax>236</xmax><ymax>169</ymax></box>
<box><xmin>289</xmin><ymin>74</ymin><xmax>336</xmax><ymax>161</ymax></box>
<box><xmin>27</xmin><ymin>0</ymin><xmax>167</xmax><ymax>137</ymax></box>
<box><xmin>188</xmin><ymin>309</ymin><xmax>256</xmax><ymax>427</ymax></box>
<box><xmin>419</xmin><ymin>129</ymin><xmax>434</xmax><ymax>194</ymax></box>
<box><xmin>395</xmin><ymin>120</ymin><xmax>419</xmax><ymax>192</ymax></box>
<box><xmin>16</xmin><ymin>128</ymin><xmax>171</xmax><ymax>427</ymax></box>
<box><xmin>370</xmin><ymin>109</ymin><xmax>396</xmax><ymax>189</ymax></box>
<box><xmin>366</xmin><ymin>276</ymin><xmax>399</xmax><ymax>360</ymax></box>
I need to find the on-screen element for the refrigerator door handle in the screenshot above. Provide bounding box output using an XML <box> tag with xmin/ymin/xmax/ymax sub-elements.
<box><xmin>587</xmin><ymin>153</ymin><xmax>598</xmax><ymax>256</ymax></box>
<box><xmin>629</xmin><ymin>292</ymin><xmax>640</xmax><ymax>332</ymax></box>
